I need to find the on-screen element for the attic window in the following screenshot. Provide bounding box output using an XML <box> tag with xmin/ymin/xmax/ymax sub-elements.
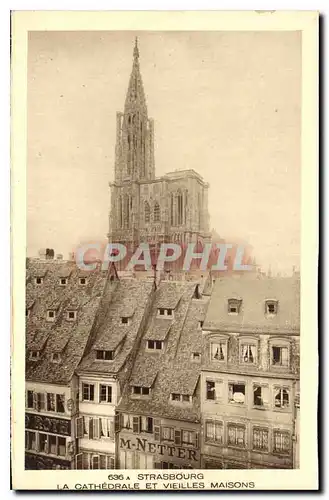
<box><xmin>47</xmin><ymin>310</ymin><xmax>56</xmax><ymax>322</ymax></box>
<box><xmin>170</xmin><ymin>393</ymin><xmax>192</xmax><ymax>403</ymax></box>
<box><xmin>147</xmin><ymin>340</ymin><xmax>163</xmax><ymax>351</ymax></box>
<box><xmin>79</xmin><ymin>277</ymin><xmax>87</xmax><ymax>285</ymax></box>
<box><xmin>67</xmin><ymin>310</ymin><xmax>77</xmax><ymax>321</ymax></box>
<box><xmin>191</xmin><ymin>352</ymin><xmax>201</xmax><ymax>362</ymax></box>
<box><xmin>96</xmin><ymin>350</ymin><xmax>114</xmax><ymax>361</ymax></box>
<box><xmin>121</xmin><ymin>317</ymin><xmax>130</xmax><ymax>325</ymax></box>
<box><xmin>228</xmin><ymin>299</ymin><xmax>242</xmax><ymax>314</ymax></box>
<box><xmin>35</xmin><ymin>277</ymin><xmax>43</xmax><ymax>285</ymax></box>
<box><xmin>265</xmin><ymin>300</ymin><xmax>278</xmax><ymax>315</ymax></box>
<box><xmin>132</xmin><ymin>386</ymin><xmax>150</xmax><ymax>396</ymax></box>
<box><xmin>29</xmin><ymin>351</ymin><xmax>40</xmax><ymax>361</ymax></box>
<box><xmin>51</xmin><ymin>353</ymin><xmax>61</xmax><ymax>363</ymax></box>
<box><xmin>158</xmin><ymin>308</ymin><xmax>174</xmax><ymax>317</ymax></box>
<box><xmin>59</xmin><ymin>278</ymin><xmax>68</xmax><ymax>286</ymax></box>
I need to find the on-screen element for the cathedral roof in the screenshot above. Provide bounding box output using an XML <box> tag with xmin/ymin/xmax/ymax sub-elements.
<box><xmin>124</xmin><ymin>38</ymin><xmax>147</xmax><ymax>115</ymax></box>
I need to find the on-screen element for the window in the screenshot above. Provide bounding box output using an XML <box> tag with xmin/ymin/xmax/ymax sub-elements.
<box><xmin>144</xmin><ymin>202</ymin><xmax>150</xmax><ymax>223</ymax></box>
<box><xmin>56</xmin><ymin>394</ymin><xmax>65</xmax><ymax>413</ymax></box>
<box><xmin>170</xmin><ymin>393</ymin><xmax>191</xmax><ymax>403</ymax></box>
<box><xmin>159</xmin><ymin>308</ymin><xmax>165</xmax><ymax>316</ymax></box>
<box><xmin>35</xmin><ymin>277</ymin><xmax>43</xmax><ymax>285</ymax></box>
<box><xmin>100</xmin><ymin>418</ymin><xmax>114</xmax><ymax>439</ymax></box>
<box><xmin>154</xmin><ymin>202</ymin><xmax>160</xmax><ymax>222</ymax></box>
<box><xmin>79</xmin><ymin>277</ymin><xmax>87</xmax><ymax>285</ymax></box>
<box><xmin>29</xmin><ymin>351</ymin><xmax>40</xmax><ymax>361</ymax></box>
<box><xmin>191</xmin><ymin>352</ymin><xmax>201</xmax><ymax>362</ymax></box>
<box><xmin>253</xmin><ymin>428</ymin><xmax>269</xmax><ymax>451</ymax></box>
<box><xmin>38</xmin><ymin>433</ymin><xmax>66</xmax><ymax>457</ymax></box>
<box><xmin>228</xmin><ymin>383</ymin><xmax>246</xmax><ymax>404</ymax></box>
<box><xmin>157</xmin><ymin>308</ymin><xmax>174</xmax><ymax>318</ymax></box>
<box><xmin>39</xmin><ymin>433</ymin><xmax>48</xmax><ymax>453</ymax></box>
<box><xmin>240</xmin><ymin>343</ymin><xmax>257</xmax><ymax>364</ymax></box>
<box><xmin>140</xmin><ymin>416</ymin><xmax>153</xmax><ymax>433</ymax></box>
<box><xmin>228</xmin><ymin>299</ymin><xmax>241</xmax><ymax>314</ymax></box>
<box><xmin>82</xmin><ymin>383</ymin><xmax>95</xmax><ymax>401</ymax></box>
<box><xmin>198</xmin><ymin>320</ymin><xmax>204</xmax><ymax>329</ymax></box>
<box><xmin>59</xmin><ymin>278</ymin><xmax>68</xmax><ymax>286</ymax></box>
<box><xmin>206</xmin><ymin>381</ymin><xmax>215</xmax><ymax>400</ymax></box>
<box><xmin>274</xmin><ymin>388</ymin><xmax>290</xmax><ymax>409</ymax></box>
<box><xmin>228</xmin><ymin>424</ymin><xmax>246</xmax><ymax>448</ymax></box>
<box><xmin>271</xmin><ymin>346</ymin><xmax>289</xmax><ymax>367</ymax></box>
<box><xmin>27</xmin><ymin>390</ymin><xmax>34</xmax><ymax>408</ymax></box>
<box><xmin>273</xmin><ymin>430</ymin><xmax>290</xmax><ymax>454</ymax></box>
<box><xmin>121</xmin><ymin>317</ymin><xmax>129</xmax><ymax>324</ymax></box>
<box><xmin>205</xmin><ymin>420</ymin><xmax>223</xmax><ymax>445</ymax></box>
<box><xmin>265</xmin><ymin>300</ymin><xmax>278</xmax><ymax>315</ymax></box>
<box><xmin>211</xmin><ymin>341</ymin><xmax>226</xmax><ymax>361</ymax></box>
<box><xmin>167</xmin><ymin>309</ymin><xmax>173</xmax><ymax>316</ymax></box>
<box><xmin>132</xmin><ymin>386</ymin><xmax>150</xmax><ymax>396</ymax></box>
<box><xmin>47</xmin><ymin>393</ymin><xmax>56</xmax><ymax>412</ymax></box>
<box><xmin>67</xmin><ymin>310</ymin><xmax>77</xmax><ymax>321</ymax></box>
<box><xmin>51</xmin><ymin>353</ymin><xmax>61</xmax><ymax>363</ymax></box>
<box><xmin>253</xmin><ymin>384</ymin><xmax>269</xmax><ymax>407</ymax></box>
<box><xmin>147</xmin><ymin>340</ymin><xmax>163</xmax><ymax>350</ymax></box>
<box><xmin>162</xmin><ymin>427</ymin><xmax>174</xmax><ymax>441</ymax></box>
<box><xmin>100</xmin><ymin>385</ymin><xmax>112</xmax><ymax>403</ymax></box>
<box><xmin>47</xmin><ymin>310</ymin><xmax>56</xmax><ymax>322</ymax></box>
<box><xmin>182</xmin><ymin>430</ymin><xmax>194</xmax><ymax>445</ymax></box>
<box><xmin>96</xmin><ymin>350</ymin><xmax>114</xmax><ymax>361</ymax></box>
<box><xmin>25</xmin><ymin>431</ymin><xmax>37</xmax><ymax>451</ymax></box>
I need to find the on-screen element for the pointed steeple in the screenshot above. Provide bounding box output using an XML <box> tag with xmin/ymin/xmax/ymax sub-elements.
<box><xmin>124</xmin><ymin>37</ymin><xmax>147</xmax><ymax>114</ymax></box>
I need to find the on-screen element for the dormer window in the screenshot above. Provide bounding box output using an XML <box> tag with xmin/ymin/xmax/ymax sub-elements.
<box><xmin>265</xmin><ymin>300</ymin><xmax>278</xmax><ymax>315</ymax></box>
<box><xmin>51</xmin><ymin>352</ymin><xmax>61</xmax><ymax>363</ymax></box>
<box><xmin>96</xmin><ymin>350</ymin><xmax>114</xmax><ymax>361</ymax></box>
<box><xmin>170</xmin><ymin>393</ymin><xmax>192</xmax><ymax>403</ymax></box>
<box><xmin>47</xmin><ymin>310</ymin><xmax>56</xmax><ymax>322</ymax></box>
<box><xmin>147</xmin><ymin>340</ymin><xmax>163</xmax><ymax>351</ymax></box>
<box><xmin>79</xmin><ymin>277</ymin><xmax>87</xmax><ymax>286</ymax></box>
<box><xmin>228</xmin><ymin>299</ymin><xmax>242</xmax><ymax>314</ymax></box>
<box><xmin>67</xmin><ymin>310</ymin><xmax>77</xmax><ymax>322</ymax></box>
<box><xmin>132</xmin><ymin>386</ymin><xmax>150</xmax><ymax>396</ymax></box>
<box><xmin>29</xmin><ymin>351</ymin><xmax>40</xmax><ymax>361</ymax></box>
<box><xmin>157</xmin><ymin>308</ymin><xmax>174</xmax><ymax>318</ymax></box>
<box><xmin>35</xmin><ymin>277</ymin><xmax>43</xmax><ymax>285</ymax></box>
<box><xmin>59</xmin><ymin>278</ymin><xmax>68</xmax><ymax>286</ymax></box>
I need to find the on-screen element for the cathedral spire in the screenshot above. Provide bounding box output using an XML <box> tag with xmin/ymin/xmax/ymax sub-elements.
<box><xmin>124</xmin><ymin>38</ymin><xmax>147</xmax><ymax>114</ymax></box>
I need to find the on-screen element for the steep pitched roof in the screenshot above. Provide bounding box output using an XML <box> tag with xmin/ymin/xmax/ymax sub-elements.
<box><xmin>203</xmin><ymin>275</ymin><xmax>300</xmax><ymax>334</ymax></box>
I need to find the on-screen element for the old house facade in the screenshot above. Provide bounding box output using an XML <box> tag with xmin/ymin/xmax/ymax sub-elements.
<box><xmin>108</xmin><ymin>39</ymin><xmax>211</xmax><ymax>257</ymax></box>
<box><xmin>116</xmin><ymin>279</ymin><xmax>211</xmax><ymax>469</ymax></box>
<box><xmin>200</xmin><ymin>275</ymin><xmax>300</xmax><ymax>469</ymax></box>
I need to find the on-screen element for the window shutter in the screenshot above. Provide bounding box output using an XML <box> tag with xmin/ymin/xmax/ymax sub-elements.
<box><xmin>194</xmin><ymin>432</ymin><xmax>199</xmax><ymax>449</ymax></box>
<box><xmin>108</xmin><ymin>419</ymin><xmax>114</xmax><ymax>439</ymax></box>
<box><xmin>115</xmin><ymin>413</ymin><xmax>120</xmax><ymax>432</ymax></box>
<box><xmin>76</xmin><ymin>453</ymin><xmax>83</xmax><ymax>469</ymax></box>
<box><xmin>88</xmin><ymin>418</ymin><xmax>94</xmax><ymax>439</ymax></box>
<box><xmin>133</xmin><ymin>416</ymin><xmax>140</xmax><ymax>433</ymax></box>
<box><xmin>93</xmin><ymin>418</ymin><xmax>100</xmax><ymax>439</ymax></box>
<box><xmin>174</xmin><ymin>430</ymin><xmax>181</xmax><ymax>446</ymax></box>
<box><xmin>262</xmin><ymin>386</ymin><xmax>270</xmax><ymax>405</ymax></box>
<box><xmin>76</xmin><ymin>416</ymin><xmax>84</xmax><ymax>438</ymax></box>
<box><xmin>282</xmin><ymin>347</ymin><xmax>289</xmax><ymax>366</ymax></box>
<box><xmin>154</xmin><ymin>419</ymin><xmax>161</xmax><ymax>441</ymax></box>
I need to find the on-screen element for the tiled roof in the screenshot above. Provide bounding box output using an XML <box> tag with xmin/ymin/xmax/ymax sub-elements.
<box><xmin>203</xmin><ymin>275</ymin><xmax>300</xmax><ymax>334</ymax></box>
<box><xmin>117</xmin><ymin>281</ymin><xmax>210</xmax><ymax>423</ymax></box>
<box><xmin>143</xmin><ymin>319</ymin><xmax>172</xmax><ymax>341</ymax></box>
<box><xmin>77</xmin><ymin>279</ymin><xmax>154</xmax><ymax>375</ymax></box>
<box><xmin>25</xmin><ymin>259</ymin><xmax>108</xmax><ymax>384</ymax></box>
<box><xmin>155</xmin><ymin>283</ymin><xmax>183</xmax><ymax>309</ymax></box>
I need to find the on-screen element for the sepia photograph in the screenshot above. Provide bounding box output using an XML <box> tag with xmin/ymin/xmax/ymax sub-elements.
<box><xmin>11</xmin><ymin>10</ymin><xmax>318</xmax><ymax>491</ymax></box>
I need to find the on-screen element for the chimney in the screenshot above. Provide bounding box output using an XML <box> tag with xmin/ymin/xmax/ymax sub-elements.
<box><xmin>46</xmin><ymin>248</ymin><xmax>55</xmax><ymax>260</ymax></box>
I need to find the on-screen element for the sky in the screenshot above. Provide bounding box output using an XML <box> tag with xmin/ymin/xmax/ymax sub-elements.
<box><xmin>27</xmin><ymin>30</ymin><xmax>301</xmax><ymax>273</ymax></box>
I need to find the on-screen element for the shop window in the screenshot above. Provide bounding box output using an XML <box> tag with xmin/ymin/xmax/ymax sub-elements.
<box><xmin>205</xmin><ymin>420</ymin><xmax>223</xmax><ymax>445</ymax></box>
<box><xmin>82</xmin><ymin>383</ymin><xmax>95</xmax><ymax>401</ymax></box>
<box><xmin>252</xmin><ymin>427</ymin><xmax>269</xmax><ymax>452</ymax></box>
<box><xmin>228</xmin><ymin>382</ymin><xmax>245</xmax><ymax>404</ymax></box>
<box><xmin>273</xmin><ymin>430</ymin><xmax>290</xmax><ymax>454</ymax></box>
<box><xmin>227</xmin><ymin>424</ymin><xmax>246</xmax><ymax>448</ymax></box>
<box><xmin>100</xmin><ymin>384</ymin><xmax>112</xmax><ymax>403</ymax></box>
<box><xmin>274</xmin><ymin>388</ymin><xmax>290</xmax><ymax>409</ymax></box>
